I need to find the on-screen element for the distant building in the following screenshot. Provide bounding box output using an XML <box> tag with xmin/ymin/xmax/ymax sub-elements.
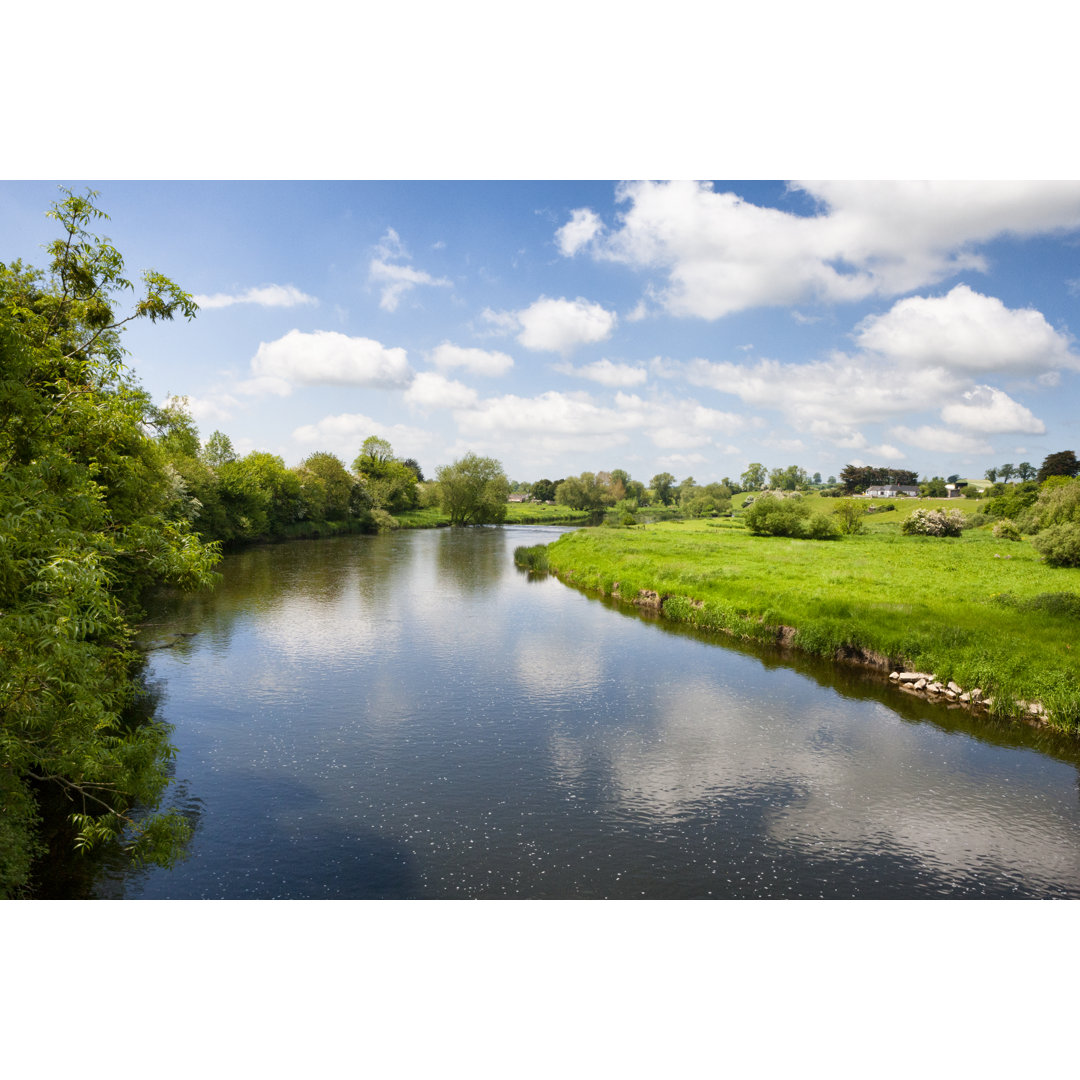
<box><xmin>945</xmin><ymin>483</ymin><xmax>968</xmax><ymax>498</ymax></box>
<box><xmin>864</xmin><ymin>485</ymin><xmax>919</xmax><ymax>498</ymax></box>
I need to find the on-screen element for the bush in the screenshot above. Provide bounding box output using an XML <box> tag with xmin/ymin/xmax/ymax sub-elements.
<box><xmin>1032</xmin><ymin>522</ymin><xmax>1080</xmax><ymax>567</ymax></box>
<box><xmin>743</xmin><ymin>495</ymin><xmax>837</xmax><ymax>539</ymax></box>
<box><xmin>1021</xmin><ymin>478</ymin><xmax>1080</xmax><ymax>534</ymax></box>
<box><xmin>833</xmin><ymin>499</ymin><xmax>867</xmax><ymax>535</ymax></box>
<box><xmin>993</xmin><ymin>519</ymin><xmax>1022</xmax><ymax>541</ymax></box>
<box><xmin>805</xmin><ymin>512</ymin><xmax>842</xmax><ymax>539</ymax></box>
<box><xmin>901</xmin><ymin>508</ymin><xmax>965</xmax><ymax>537</ymax></box>
<box><xmin>743</xmin><ymin>495</ymin><xmax>810</xmax><ymax>536</ymax></box>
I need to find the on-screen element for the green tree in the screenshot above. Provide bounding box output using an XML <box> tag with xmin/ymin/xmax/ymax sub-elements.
<box><xmin>297</xmin><ymin>451</ymin><xmax>354</xmax><ymax>520</ymax></box>
<box><xmin>557</xmin><ymin>472</ymin><xmax>606</xmax><ymax>510</ymax></box>
<box><xmin>984</xmin><ymin>467</ymin><xmax>998</xmax><ymax>483</ymax></box>
<box><xmin>202</xmin><ymin>429</ymin><xmax>237</xmax><ymax>466</ymax></box>
<box><xmin>436</xmin><ymin>453</ymin><xmax>510</xmax><ymax>525</ymax></box>
<box><xmin>999</xmin><ymin>463</ymin><xmax>1016</xmax><ymax>483</ymax></box>
<box><xmin>833</xmin><ymin>499</ymin><xmax>867</xmax><ymax>535</ymax></box>
<box><xmin>740</xmin><ymin>462</ymin><xmax>767</xmax><ymax>491</ymax></box>
<box><xmin>650</xmin><ymin>472</ymin><xmax>676</xmax><ymax>506</ymax></box>
<box><xmin>1037</xmin><ymin>450</ymin><xmax>1079</xmax><ymax>483</ymax></box>
<box><xmin>1017</xmin><ymin>461</ymin><xmax>1036</xmax><ymax>482</ymax></box>
<box><xmin>352</xmin><ymin>436</ymin><xmax>418</xmax><ymax>513</ymax></box>
<box><xmin>0</xmin><ymin>189</ymin><xmax>219</xmax><ymax>896</ymax></box>
<box><xmin>531</xmin><ymin>478</ymin><xmax>557</xmax><ymax>502</ymax></box>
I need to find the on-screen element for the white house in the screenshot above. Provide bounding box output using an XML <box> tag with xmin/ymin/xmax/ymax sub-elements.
<box><xmin>864</xmin><ymin>485</ymin><xmax>919</xmax><ymax>498</ymax></box>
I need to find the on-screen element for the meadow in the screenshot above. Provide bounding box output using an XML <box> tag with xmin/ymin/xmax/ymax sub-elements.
<box><xmin>395</xmin><ymin>502</ymin><xmax>592</xmax><ymax>528</ymax></box>
<box><xmin>523</xmin><ymin>495</ymin><xmax>1080</xmax><ymax>733</ymax></box>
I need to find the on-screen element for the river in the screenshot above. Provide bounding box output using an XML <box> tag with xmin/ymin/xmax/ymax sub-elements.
<box><xmin>73</xmin><ymin>525</ymin><xmax>1080</xmax><ymax>898</ymax></box>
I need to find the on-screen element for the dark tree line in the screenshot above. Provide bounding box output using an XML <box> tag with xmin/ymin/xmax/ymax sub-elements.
<box><xmin>838</xmin><ymin>465</ymin><xmax>919</xmax><ymax>494</ymax></box>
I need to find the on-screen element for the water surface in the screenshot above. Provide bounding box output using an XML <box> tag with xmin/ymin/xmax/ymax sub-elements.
<box><xmin>95</xmin><ymin>526</ymin><xmax>1080</xmax><ymax>898</ymax></box>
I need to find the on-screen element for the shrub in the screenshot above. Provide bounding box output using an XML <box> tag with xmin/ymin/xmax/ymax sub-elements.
<box><xmin>1032</xmin><ymin>522</ymin><xmax>1080</xmax><ymax>567</ymax></box>
<box><xmin>901</xmin><ymin>508</ymin><xmax>965</xmax><ymax>537</ymax></box>
<box><xmin>1021</xmin><ymin>477</ymin><xmax>1080</xmax><ymax>534</ymax></box>
<box><xmin>369</xmin><ymin>508</ymin><xmax>398</xmax><ymax>531</ymax></box>
<box><xmin>743</xmin><ymin>495</ymin><xmax>810</xmax><ymax>536</ymax></box>
<box><xmin>743</xmin><ymin>496</ymin><xmax>837</xmax><ymax>539</ymax></box>
<box><xmin>805</xmin><ymin>512</ymin><xmax>842</xmax><ymax>539</ymax></box>
<box><xmin>833</xmin><ymin>499</ymin><xmax>867</xmax><ymax>535</ymax></box>
<box><xmin>993</xmin><ymin>519</ymin><xmax>1022</xmax><ymax>541</ymax></box>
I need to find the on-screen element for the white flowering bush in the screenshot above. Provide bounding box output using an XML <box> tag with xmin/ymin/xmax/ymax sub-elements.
<box><xmin>901</xmin><ymin>508</ymin><xmax>966</xmax><ymax>537</ymax></box>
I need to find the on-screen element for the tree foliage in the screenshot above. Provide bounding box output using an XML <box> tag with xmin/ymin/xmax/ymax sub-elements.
<box><xmin>1037</xmin><ymin>450</ymin><xmax>1079</xmax><ymax>483</ymax></box>
<box><xmin>839</xmin><ymin>465</ymin><xmax>919</xmax><ymax>494</ymax></box>
<box><xmin>436</xmin><ymin>453</ymin><xmax>510</xmax><ymax>525</ymax></box>
<box><xmin>0</xmin><ymin>189</ymin><xmax>220</xmax><ymax>896</ymax></box>
<box><xmin>743</xmin><ymin>495</ymin><xmax>839</xmax><ymax>539</ymax></box>
<box><xmin>352</xmin><ymin>436</ymin><xmax>419</xmax><ymax>513</ymax></box>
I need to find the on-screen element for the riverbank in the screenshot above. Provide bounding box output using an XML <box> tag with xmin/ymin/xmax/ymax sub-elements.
<box><xmin>520</xmin><ymin>519</ymin><xmax>1080</xmax><ymax>734</ymax></box>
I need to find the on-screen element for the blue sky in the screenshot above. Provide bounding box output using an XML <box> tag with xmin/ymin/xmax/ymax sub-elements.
<box><xmin>3</xmin><ymin>179</ymin><xmax>1079</xmax><ymax>485</ymax></box>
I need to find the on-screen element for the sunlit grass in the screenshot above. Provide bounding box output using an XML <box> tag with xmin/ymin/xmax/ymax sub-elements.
<box><xmin>541</xmin><ymin>514</ymin><xmax>1080</xmax><ymax>732</ymax></box>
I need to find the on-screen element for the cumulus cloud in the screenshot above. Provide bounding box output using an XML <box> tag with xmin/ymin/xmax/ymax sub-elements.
<box><xmin>368</xmin><ymin>228</ymin><xmax>452</xmax><ymax>312</ymax></box>
<box><xmin>161</xmin><ymin>393</ymin><xmax>240</xmax><ymax>424</ymax></box>
<box><xmin>193</xmin><ymin>284</ymin><xmax>318</xmax><ymax>309</ymax></box>
<box><xmin>248</xmin><ymin>330</ymin><xmax>412</xmax><ymax>392</ymax></box>
<box><xmin>428</xmin><ymin>342</ymin><xmax>514</xmax><ymax>376</ymax></box>
<box><xmin>404</xmin><ymin>371</ymin><xmax>479</xmax><ymax>410</ymax></box>
<box><xmin>553</xmin><ymin>358</ymin><xmax>648</xmax><ymax>388</ymax></box>
<box><xmin>683</xmin><ymin>354</ymin><xmax>960</xmax><ymax>433</ymax></box>
<box><xmin>579</xmin><ymin>180</ymin><xmax>1080</xmax><ymax>319</ymax></box>
<box><xmin>939</xmin><ymin>385</ymin><xmax>1046</xmax><ymax>435</ymax></box>
<box><xmin>485</xmin><ymin>296</ymin><xmax>617</xmax><ymax>354</ymax></box>
<box><xmin>448</xmin><ymin>387</ymin><xmax>751</xmax><ymax>458</ymax></box>
<box><xmin>892</xmin><ymin>425</ymin><xmax>993</xmax><ymax>454</ymax></box>
<box><xmin>292</xmin><ymin>412</ymin><xmax>433</xmax><ymax>463</ymax></box>
<box><xmin>854</xmin><ymin>285</ymin><xmax>1077</xmax><ymax>374</ymax></box>
<box><xmin>555</xmin><ymin>208</ymin><xmax>603</xmax><ymax>256</ymax></box>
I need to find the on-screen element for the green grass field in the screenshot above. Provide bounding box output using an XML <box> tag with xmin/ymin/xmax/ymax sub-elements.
<box><xmin>530</xmin><ymin>497</ymin><xmax>1080</xmax><ymax>732</ymax></box>
<box><xmin>395</xmin><ymin>503</ymin><xmax>591</xmax><ymax>528</ymax></box>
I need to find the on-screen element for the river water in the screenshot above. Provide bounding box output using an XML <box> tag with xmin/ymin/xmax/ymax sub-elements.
<box><xmin>88</xmin><ymin>525</ymin><xmax>1080</xmax><ymax>898</ymax></box>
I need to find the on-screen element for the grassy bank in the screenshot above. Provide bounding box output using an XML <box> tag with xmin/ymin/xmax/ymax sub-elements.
<box><xmin>394</xmin><ymin>503</ymin><xmax>592</xmax><ymax>528</ymax></box>
<box><xmin>526</xmin><ymin>507</ymin><xmax>1080</xmax><ymax>733</ymax></box>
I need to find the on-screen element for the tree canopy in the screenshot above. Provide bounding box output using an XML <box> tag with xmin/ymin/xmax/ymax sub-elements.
<box><xmin>435</xmin><ymin>453</ymin><xmax>510</xmax><ymax>525</ymax></box>
<box><xmin>1037</xmin><ymin>450</ymin><xmax>1079</xmax><ymax>483</ymax></box>
<box><xmin>1</xmin><ymin>189</ymin><xmax>220</xmax><ymax>896</ymax></box>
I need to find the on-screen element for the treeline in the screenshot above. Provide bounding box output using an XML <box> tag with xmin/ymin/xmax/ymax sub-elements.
<box><xmin>536</xmin><ymin>470</ymin><xmax>735</xmax><ymax>519</ymax></box>
<box><xmin>153</xmin><ymin>410</ymin><xmax>424</xmax><ymax>545</ymax></box>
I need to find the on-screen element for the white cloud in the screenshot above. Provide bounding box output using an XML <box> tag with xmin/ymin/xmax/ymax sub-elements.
<box><xmin>555</xmin><ymin>208</ymin><xmax>603</xmax><ymax>256</ymax></box>
<box><xmin>683</xmin><ymin>354</ymin><xmax>960</xmax><ymax>432</ymax></box>
<box><xmin>854</xmin><ymin>285</ymin><xmax>1077</xmax><ymax>374</ymax></box>
<box><xmin>428</xmin><ymin>342</ymin><xmax>514</xmax><ymax>376</ymax></box>
<box><xmin>249</xmin><ymin>330</ymin><xmax>412</xmax><ymax>391</ymax></box>
<box><xmin>585</xmin><ymin>180</ymin><xmax>1080</xmax><ymax>319</ymax></box>
<box><xmin>511</xmin><ymin>296</ymin><xmax>617</xmax><ymax>354</ymax></box>
<box><xmin>369</xmin><ymin>259</ymin><xmax>452</xmax><ymax>312</ymax></box>
<box><xmin>939</xmin><ymin>385</ymin><xmax>1046</xmax><ymax>435</ymax></box>
<box><xmin>181</xmin><ymin>393</ymin><xmax>241</xmax><ymax>423</ymax></box>
<box><xmin>553</xmin><ymin>358</ymin><xmax>648</xmax><ymax>388</ymax></box>
<box><xmin>292</xmin><ymin>412</ymin><xmax>433</xmax><ymax>463</ymax></box>
<box><xmin>368</xmin><ymin>229</ymin><xmax>452</xmax><ymax>312</ymax></box>
<box><xmin>404</xmin><ymin>371</ymin><xmax>479</xmax><ymax>410</ymax></box>
<box><xmin>892</xmin><ymin>425</ymin><xmax>993</xmax><ymax>454</ymax></box>
<box><xmin>449</xmin><ymin>387</ymin><xmax>752</xmax><ymax>460</ymax></box>
<box><xmin>479</xmin><ymin>307</ymin><xmax>521</xmax><ymax>334</ymax></box>
<box><xmin>193</xmin><ymin>284</ymin><xmax>318</xmax><ymax>309</ymax></box>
